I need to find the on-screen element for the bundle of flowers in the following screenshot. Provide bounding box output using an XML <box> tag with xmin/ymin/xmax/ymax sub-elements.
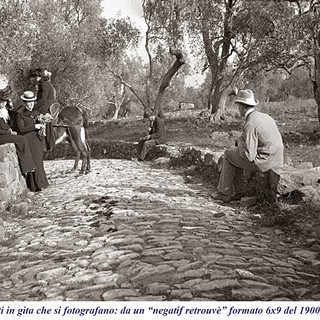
<box><xmin>37</xmin><ymin>113</ymin><xmax>54</xmax><ymax>137</ymax></box>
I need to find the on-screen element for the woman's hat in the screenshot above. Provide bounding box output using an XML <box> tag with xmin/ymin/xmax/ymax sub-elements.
<box><xmin>0</xmin><ymin>75</ymin><xmax>12</xmax><ymax>101</ymax></box>
<box><xmin>21</xmin><ymin>91</ymin><xmax>37</xmax><ymax>101</ymax></box>
<box><xmin>29</xmin><ymin>68</ymin><xmax>42</xmax><ymax>78</ymax></box>
<box><xmin>234</xmin><ymin>89</ymin><xmax>259</xmax><ymax>106</ymax></box>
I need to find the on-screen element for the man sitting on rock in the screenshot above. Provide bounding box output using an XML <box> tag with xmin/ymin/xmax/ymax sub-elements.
<box><xmin>213</xmin><ymin>89</ymin><xmax>284</xmax><ymax>203</ymax></box>
<box><xmin>137</xmin><ymin>108</ymin><xmax>166</xmax><ymax>161</ymax></box>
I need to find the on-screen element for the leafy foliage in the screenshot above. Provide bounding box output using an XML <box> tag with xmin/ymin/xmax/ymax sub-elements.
<box><xmin>0</xmin><ymin>0</ymin><xmax>140</xmax><ymax>117</ymax></box>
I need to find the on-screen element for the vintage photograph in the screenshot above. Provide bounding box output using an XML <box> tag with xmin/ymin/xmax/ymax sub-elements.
<box><xmin>0</xmin><ymin>0</ymin><xmax>319</xmax><ymax>305</ymax></box>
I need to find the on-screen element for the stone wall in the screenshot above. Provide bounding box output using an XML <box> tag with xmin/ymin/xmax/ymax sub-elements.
<box><xmin>44</xmin><ymin>139</ymin><xmax>168</xmax><ymax>161</ymax></box>
<box><xmin>0</xmin><ymin>144</ymin><xmax>27</xmax><ymax>209</ymax></box>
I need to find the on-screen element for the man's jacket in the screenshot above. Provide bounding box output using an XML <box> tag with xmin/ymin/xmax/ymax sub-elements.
<box><xmin>149</xmin><ymin>116</ymin><xmax>166</xmax><ymax>144</ymax></box>
<box><xmin>237</xmin><ymin>110</ymin><xmax>284</xmax><ymax>172</ymax></box>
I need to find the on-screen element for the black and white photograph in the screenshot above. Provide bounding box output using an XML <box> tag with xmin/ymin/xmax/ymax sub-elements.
<box><xmin>0</xmin><ymin>0</ymin><xmax>319</xmax><ymax>318</ymax></box>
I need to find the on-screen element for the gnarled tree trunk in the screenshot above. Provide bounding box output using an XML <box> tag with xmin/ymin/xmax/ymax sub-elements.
<box><xmin>154</xmin><ymin>48</ymin><xmax>185</xmax><ymax>117</ymax></box>
<box><xmin>315</xmin><ymin>31</ymin><xmax>320</xmax><ymax>123</ymax></box>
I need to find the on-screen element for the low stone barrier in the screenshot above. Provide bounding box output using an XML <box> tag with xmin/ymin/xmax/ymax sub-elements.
<box><xmin>0</xmin><ymin>144</ymin><xmax>27</xmax><ymax>209</ymax></box>
<box><xmin>161</xmin><ymin>145</ymin><xmax>320</xmax><ymax>203</ymax></box>
<box><xmin>44</xmin><ymin>139</ymin><xmax>170</xmax><ymax>161</ymax></box>
<box><xmin>44</xmin><ymin>138</ymin><xmax>320</xmax><ymax>203</ymax></box>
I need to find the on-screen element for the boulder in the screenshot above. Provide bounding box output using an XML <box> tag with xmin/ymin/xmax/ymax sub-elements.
<box><xmin>0</xmin><ymin>144</ymin><xmax>26</xmax><ymax>205</ymax></box>
<box><xmin>269</xmin><ymin>166</ymin><xmax>320</xmax><ymax>195</ymax></box>
<box><xmin>232</xmin><ymin>165</ymin><xmax>320</xmax><ymax>202</ymax></box>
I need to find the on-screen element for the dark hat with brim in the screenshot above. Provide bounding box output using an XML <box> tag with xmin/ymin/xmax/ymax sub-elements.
<box><xmin>0</xmin><ymin>85</ymin><xmax>12</xmax><ymax>101</ymax></box>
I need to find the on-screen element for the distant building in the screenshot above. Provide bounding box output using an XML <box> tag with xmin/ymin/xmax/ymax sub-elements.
<box><xmin>179</xmin><ymin>101</ymin><xmax>195</xmax><ymax>110</ymax></box>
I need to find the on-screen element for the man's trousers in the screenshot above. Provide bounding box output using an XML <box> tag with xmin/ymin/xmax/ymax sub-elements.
<box><xmin>218</xmin><ymin>148</ymin><xmax>259</xmax><ymax>195</ymax></box>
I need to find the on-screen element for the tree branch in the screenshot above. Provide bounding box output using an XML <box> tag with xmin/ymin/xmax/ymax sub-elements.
<box><xmin>106</xmin><ymin>66</ymin><xmax>147</xmax><ymax>109</ymax></box>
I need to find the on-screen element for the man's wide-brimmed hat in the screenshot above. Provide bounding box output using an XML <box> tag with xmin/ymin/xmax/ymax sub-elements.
<box><xmin>21</xmin><ymin>91</ymin><xmax>37</xmax><ymax>101</ymax></box>
<box><xmin>234</xmin><ymin>89</ymin><xmax>259</xmax><ymax>106</ymax></box>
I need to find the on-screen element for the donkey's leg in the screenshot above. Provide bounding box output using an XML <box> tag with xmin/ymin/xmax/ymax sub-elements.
<box><xmin>66</xmin><ymin>136</ymin><xmax>80</xmax><ymax>171</ymax></box>
<box><xmin>54</xmin><ymin>126</ymin><xmax>79</xmax><ymax>172</ymax></box>
<box><xmin>85</xmin><ymin>138</ymin><xmax>91</xmax><ymax>173</ymax></box>
<box><xmin>69</xmin><ymin>126</ymin><xmax>89</xmax><ymax>174</ymax></box>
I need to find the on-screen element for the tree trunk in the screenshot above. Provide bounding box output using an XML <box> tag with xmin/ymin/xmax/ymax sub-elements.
<box><xmin>154</xmin><ymin>48</ymin><xmax>185</xmax><ymax>117</ymax></box>
<box><xmin>211</xmin><ymin>83</ymin><xmax>231</xmax><ymax>122</ymax></box>
<box><xmin>111</xmin><ymin>105</ymin><xmax>120</xmax><ymax>120</ymax></box>
<box><xmin>315</xmin><ymin>31</ymin><xmax>320</xmax><ymax>123</ymax></box>
<box><xmin>201</xmin><ymin>27</ymin><xmax>219</xmax><ymax>111</ymax></box>
<box><xmin>209</xmin><ymin>0</ymin><xmax>234</xmax><ymax>121</ymax></box>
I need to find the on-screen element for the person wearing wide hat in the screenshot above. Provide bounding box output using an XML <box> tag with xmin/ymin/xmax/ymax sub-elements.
<box><xmin>212</xmin><ymin>89</ymin><xmax>284</xmax><ymax>203</ymax></box>
<box><xmin>16</xmin><ymin>91</ymin><xmax>49</xmax><ymax>191</ymax></box>
<box><xmin>0</xmin><ymin>80</ymin><xmax>36</xmax><ymax>178</ymax></box>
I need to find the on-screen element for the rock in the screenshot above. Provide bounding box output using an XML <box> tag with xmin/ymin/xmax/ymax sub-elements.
<box><xmin>76</xmin><ymin>260</ymin><xmax>91</xmax><ymax>268</ymax></box>
<box><xmin>153</xmin><ymin>157</ymin><xmax>170</xmax><ymax>166</ymax></box>
<box><xmin>170</xmin><ymin>289</ymin><xmax>193</xmax><ymax>300</ymax></box>
<box><xmin>0</xmin><ymin>144</ymin><xmax>26</xmax><ymax>205</ymax></box>
<box><xmin>36</xmin><ymin>267</ymin><xmax>67</xmax><ymax>281</ymax></box>
<box><xmin>102</xmin><ymin>289</ymin><xmax>139</xmax><ymax>301</ymax></box>
<box><xmin>270</xmin><ymin>166</ymin><xmax>320</xmax><ymax>195</ymax></box>
<box><xmin>194</xmin><ymin>279</ymin><xmax>240</xmax><ymax>292</ymax></box>
<box><xmin>292</xmin><ymin>250</ymin><xmax>318</xmax><ymax>261</ymax></box>
<box><xmin>145</xmin><ymin>282</ymin><xmax>170</xmax><ymax>295</ymax></box>
<box><xmin>240</xmin><ymin>197</ymin><xmax>256</xmax><ymax>207</ymax></box>
<box><xmin>11</xmin><ymin>202</ymin><xmax>29</xmax><ymax>215</ymax></box>
<box><xmin>232</xmin><ymin>287</ymin><xmax>283</xmax><ymax>300</ymax></box>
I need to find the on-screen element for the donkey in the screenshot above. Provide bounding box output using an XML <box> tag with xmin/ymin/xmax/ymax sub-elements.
<box><xmin>51</xmin><ymin>104</ymin><xmax>91</xmax><ymax>174</ymax></box>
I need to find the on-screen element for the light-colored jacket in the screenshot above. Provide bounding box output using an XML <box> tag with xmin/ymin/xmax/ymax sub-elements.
<box><xmin>237</xmin><ymin>110</ymin><xmax>284</xmax><ymax>172</ymax></box>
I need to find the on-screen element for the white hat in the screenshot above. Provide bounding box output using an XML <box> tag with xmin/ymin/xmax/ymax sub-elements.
<box><xmin>234</xmin><ymin>89</ymin><xmax>259</xmax><ymax>106</ymax></box>
<box><xmin>20</xmin><ymin>91</ymin><xmax>37</xmax><ymax>101</ymax></box>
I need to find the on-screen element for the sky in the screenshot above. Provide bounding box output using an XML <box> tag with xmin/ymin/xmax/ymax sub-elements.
<box><xmin>100</xmin><ymin>0</ymin><xmax>205</xmax><ymax>87</ymax></box>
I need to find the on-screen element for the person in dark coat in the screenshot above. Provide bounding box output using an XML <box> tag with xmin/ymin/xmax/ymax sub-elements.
<box><xmin>35</xmin><ymin>69</ymin><xmax>56</xmax><ymax>152</ymax></box>
<box><xmin>0</xmin><ymin>95</ymin><xmax>36</xmax><ymax>176</ymax></box>
<box><xmin>137</xmin><ymin>108</ymin><xmax>167</xmax><ymax>161</ymax></box>
<box><xmin>36</xmin><ymin>70</ymin><xmax>56</xmax><ymax>114</ymax></box>
<box><xmin>28</xmin><ymin>68</ymin><xmax>42</xmax><ymax>99</ymax></box>
<box><xmin>17</xmin><ymin>91</ymin><xmax>49</xmax><ymax>191</ymax></box>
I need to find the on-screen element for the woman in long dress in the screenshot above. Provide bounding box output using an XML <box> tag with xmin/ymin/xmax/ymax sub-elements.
<box><xmin>17</xmin><ymin>91</ymin><xmax>49</xmax><ymax>191</ymax></box>
<box><xmin>0</xmin><ymin>97</ymin><xmax>35</xmax><ymax>176</ymax></box>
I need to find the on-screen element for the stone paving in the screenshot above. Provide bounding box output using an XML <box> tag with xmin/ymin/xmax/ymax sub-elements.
<box><xmin>0</xmin><ymin>159</ymin><xmax>319</xmax><ymax>301</ymax></box>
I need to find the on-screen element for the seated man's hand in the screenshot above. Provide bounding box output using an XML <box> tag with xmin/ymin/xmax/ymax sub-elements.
<box><xmin>143</xmin><ymin>135</ymin><xmax>150</xmax><ymax>140</ymax></box>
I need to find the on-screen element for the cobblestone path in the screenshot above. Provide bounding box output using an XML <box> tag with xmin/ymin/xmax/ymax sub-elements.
<box><xmin>0</xmin><ymin>159</ymin><xmax>319</xmax><ymax>301</ymax></box>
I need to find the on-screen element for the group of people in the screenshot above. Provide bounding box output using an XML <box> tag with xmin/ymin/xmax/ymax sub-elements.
<box><xmin>0</xmin><ymin>69</ymin><xmax>57</xmax><ymax>192</ymax></box>
<box><xmin>0</xmin><ymin>71</ymin><xmax>283</xmax><ymax>202</ymax></box>
<box><xmin>138</xmin><ymin>89</ymin><xmax>284</xmax><ymax>204</ymax></box>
